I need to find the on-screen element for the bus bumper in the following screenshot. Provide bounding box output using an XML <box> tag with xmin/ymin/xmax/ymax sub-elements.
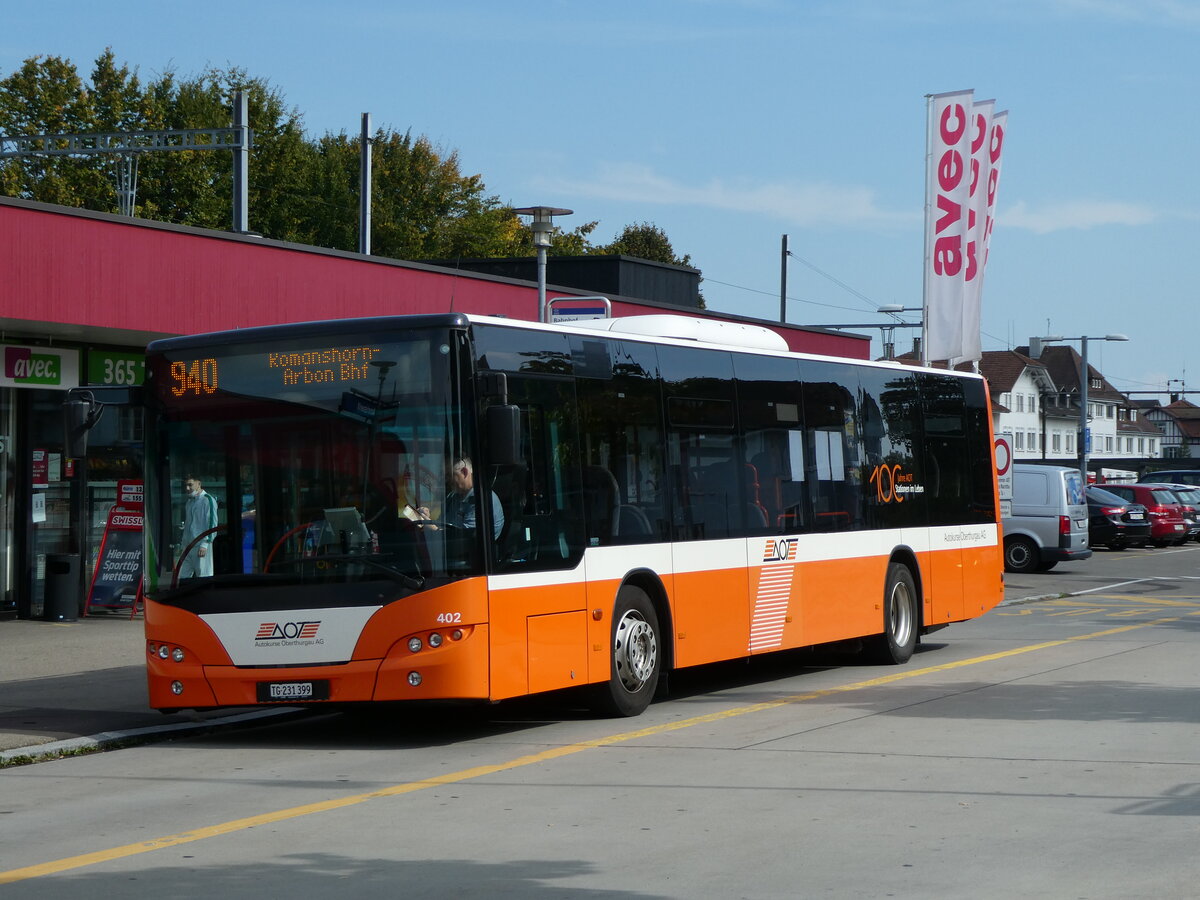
<box><xmin>148</xmin><ymin>624</ymin><xmax>491</xmax><ymax>709</ymax></box>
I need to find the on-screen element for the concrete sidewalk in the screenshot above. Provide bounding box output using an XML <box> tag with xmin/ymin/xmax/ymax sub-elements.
<box><xmin>0</xmin><ymin>613</ymin><xmax>289</xmax><ymax>762</ymax></box>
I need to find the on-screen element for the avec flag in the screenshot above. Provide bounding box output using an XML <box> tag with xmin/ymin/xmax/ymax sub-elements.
<box><xmin>923</xmin><ymin>89</ymin><xmax>1007</xmax><ymax>365</ymax></box>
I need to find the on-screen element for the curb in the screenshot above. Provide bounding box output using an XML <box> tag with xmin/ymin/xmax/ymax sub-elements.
<box><xmin>0</xmin><ymin>707</ymin><xmax>301</xmax><ymax>765</ymax></box>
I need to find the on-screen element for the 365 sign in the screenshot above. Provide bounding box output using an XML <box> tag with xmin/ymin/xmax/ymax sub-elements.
<box><xmin>88</xmin><ymin>350</ymin><xmax>145</xmax><ymax>386</ymax></box>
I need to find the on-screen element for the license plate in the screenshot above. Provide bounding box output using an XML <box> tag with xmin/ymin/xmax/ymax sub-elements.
<box><xmin>1129</xmin><ymin>513</ymin><xmax>1144</xmax><ymax>521</ymax></box>
<box><xmin>257</xmin><ymin>680</ymin><xmax>329</xmax><ymax>702</ymax></box>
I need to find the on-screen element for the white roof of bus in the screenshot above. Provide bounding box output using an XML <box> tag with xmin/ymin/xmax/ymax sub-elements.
<box><xmin>461</xmin><ymin>313</ymin><xmax>983</xmax><ymax>381</ymax></box>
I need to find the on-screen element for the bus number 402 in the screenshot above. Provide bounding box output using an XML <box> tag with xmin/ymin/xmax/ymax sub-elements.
<box><xmin>436</xmin><ymin>612</ymin><xmax>462</xmax><ymax>624</ymax></box>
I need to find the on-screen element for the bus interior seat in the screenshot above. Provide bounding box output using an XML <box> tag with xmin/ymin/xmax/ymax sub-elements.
<box><xmin>741</xmin><ymin>463</ymin><xmax>769</xmax><ymax>529</ymax></box>
<box><xmin>490</xmin><ymin>463</ymin><xmax>528</xmax><ymax>561</ymax></box>
<box><xmin>582</xmin><ymin>465</ymin><xmax>620</xmax><ymax>541</ymax></box>
<box><xmin>688</xmin><ymin>461</ymin><xmax>738</xmax><ymax>538</ymax></box>
<box><xmin>615</xmin><ymin>503</ymin><xmax>653</xmax><ymax>538</ymax></box>
<box><xmin>751</xmin><ymin>450</ymin><xmax>784</xmax><ymax>525</ymax></box>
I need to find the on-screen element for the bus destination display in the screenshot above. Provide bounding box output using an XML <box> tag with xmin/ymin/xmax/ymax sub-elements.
<box><xmin>170</xmin><ymin>345</ymin><xmax>386</xmax><ymax>396</ymax></box>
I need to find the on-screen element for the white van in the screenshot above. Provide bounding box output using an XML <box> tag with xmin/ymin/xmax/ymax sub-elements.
<box><xmin>1002</xmin><ymin>464</ymin><xmax>1091</xmax><ymax>573</ymax></box>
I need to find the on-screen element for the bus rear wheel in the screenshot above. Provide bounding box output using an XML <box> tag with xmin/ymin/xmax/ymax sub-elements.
<box><xmin>591</xmin><ymin>585</ymin><xmax>661</xmax><ymax>717</ymax></box>
<box><xmin>867</xmin><ymin>562</ymin><xmax>918</xmax><ymax>665</ymax></box>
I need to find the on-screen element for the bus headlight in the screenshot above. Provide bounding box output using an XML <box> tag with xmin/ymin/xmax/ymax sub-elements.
<box><xmin>171</xmin><ymin>648</ymin><xmax>185</xmax><ymax>663</ymax></box>
<box><xmin>408</xmin><ymin>671</ymin><xmax>422</xmax><ymax>686</ymax></box>
<box><xmin>408</xmin><ymin>637</ymin><xmax>423</xmax><ymax>653</ymax></box>
<box><xmin>428</xmin><ymin>632</ymin><xmax>443</xmax><ymax>648</ymax></box>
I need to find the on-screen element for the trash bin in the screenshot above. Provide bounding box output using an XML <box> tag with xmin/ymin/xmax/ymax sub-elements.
<box><xmin>44</xmin><ymin>553</ymin><xmax>80</xmax><ymax>622</ymax></box>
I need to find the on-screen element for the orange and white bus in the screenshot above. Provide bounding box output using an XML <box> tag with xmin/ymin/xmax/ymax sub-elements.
<box><xmin>140</xmin><ymin>312</ymin><xmax>1003</xmax><ymax>717</ymax></box>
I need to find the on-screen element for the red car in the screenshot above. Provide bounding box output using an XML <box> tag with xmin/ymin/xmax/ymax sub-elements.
<box><xmin>1101</xmin><ymin>484</ymin><xmax>1189</xmax><ymax>547</ymax></box>
<box><xmin>1142</xmin><ymin>483</ymin><xmax>1200</xmax><ymax>543</ymax></box>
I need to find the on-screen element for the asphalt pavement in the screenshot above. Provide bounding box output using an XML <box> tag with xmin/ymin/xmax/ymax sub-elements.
<box><xmin>0</xmin><ymin>573</ymin><xmax>1064</xmax><ymax>764</ymax></box>
<box><xmin>0</xmin><ymin>609</ymin><xmax>293</xmax><ymax>763</ymax></box>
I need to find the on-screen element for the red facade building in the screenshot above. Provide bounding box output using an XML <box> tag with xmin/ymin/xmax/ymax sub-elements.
<box><xmin>0</xmin><ymin>196</ymin><xmax>868</xmax><ymax>619</ymax></box>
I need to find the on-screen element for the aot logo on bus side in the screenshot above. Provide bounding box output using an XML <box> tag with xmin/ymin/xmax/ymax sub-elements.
<box><xmin>763</xmin><ymin>538</ymin><xmax>798</xmax><ymax>563</ymax></box>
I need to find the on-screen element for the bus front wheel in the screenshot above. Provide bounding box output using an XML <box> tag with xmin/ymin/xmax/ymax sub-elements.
<box><xmin>867</xmin><ymin>562</ymin><xmax>918</xmax><ymax>665</ymax></box>
<box><xmin>591</xmin><ymin>585</ymin><xmax>661</xmax><ymax>717</ymax></box>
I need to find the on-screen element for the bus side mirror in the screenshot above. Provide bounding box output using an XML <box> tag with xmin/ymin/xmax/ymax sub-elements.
<box><xmin>64</xmin><ymin>396</ymin><xmax>99</xmax><ymax>458</ymax></box>
<box><xmin>487</xmin><ymin>405</ymin><xmax>521</xmax><ymax>466</ymax></box>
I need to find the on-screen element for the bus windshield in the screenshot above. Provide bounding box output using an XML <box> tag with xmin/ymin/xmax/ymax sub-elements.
<box><xmin>144</xmin><ymin>326</ymin><xmax>483</xmax><ymax>607</ymax></box>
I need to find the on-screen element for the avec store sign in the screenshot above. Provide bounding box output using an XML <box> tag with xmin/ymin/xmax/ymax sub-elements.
<box><xmin>1</xmin><ymin>344</ymin><xmax>79</xmax><ymax>389</ymax></box>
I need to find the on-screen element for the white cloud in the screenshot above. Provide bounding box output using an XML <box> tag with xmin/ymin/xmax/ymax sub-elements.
<box><xmin>1002</xmin><ymin>199</ymin><xmax>1159</xmax><ymax>234</ymax></box>
<box><xmin>531</xmin><ymin>163</ymin><xmax>915</xmax><ymax>229</ymax></box>
<box><xmin>1048</xmin><ymin>0</ymin><xmax>1200</xmax><ymax>26</ymax></box>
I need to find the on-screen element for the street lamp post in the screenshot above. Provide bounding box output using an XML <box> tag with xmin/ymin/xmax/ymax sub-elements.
<box><xmin>1038</xmin><ymin>334</ymin><xmax>1129</xmax><ymax>482</ymax></box>
<box><xmin>877</xmin><ymin>305</ymin><xmax>923</xmax><ymax>360</ymax></box>
<box><xmin>514</xmin><ymin>206</ymin><xmax>572</xmax><ymax>323</ymax></box>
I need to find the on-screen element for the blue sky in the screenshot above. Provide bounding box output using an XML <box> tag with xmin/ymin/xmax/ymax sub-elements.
<box><xmin>4</xmin><ymin>0</ymin><xmax>1197</xmax><ymax>397</ymax></box>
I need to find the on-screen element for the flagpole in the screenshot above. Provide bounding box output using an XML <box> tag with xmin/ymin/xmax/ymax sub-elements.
<box><xmin>921</xmin><ymin>92</ymin><xmax>933</xmax><ymax>367</ymax></box>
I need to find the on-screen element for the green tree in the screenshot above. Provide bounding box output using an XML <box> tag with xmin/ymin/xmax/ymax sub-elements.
<box><xmin>0</xmin><ymin>54</ymin><xmax>98</xmax><ymax>205</ymax></box>
<box><xmin>594</xmin><ymin>221</ymin><xmax>704</xmax><ymax>307</ymax></box>
<box><xmin>598</xmin><ymin>221</ymin><xmax>694</xmax><ymax>268</ymax></box>
<box><xmin>0</xmin><ymin>50</ymin><xmax>699</xmax><ymax>277</ymax></box>
<box><xmin>133</xmin><ymin>65</ymin><xmax>313</xmax><ymax>236</ymax></box>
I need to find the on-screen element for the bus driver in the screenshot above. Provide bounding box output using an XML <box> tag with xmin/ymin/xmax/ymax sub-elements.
<box><xmin>418</xmin><ymin>456</ymin><xmax>504</xmax><ymax>540</ymax></box>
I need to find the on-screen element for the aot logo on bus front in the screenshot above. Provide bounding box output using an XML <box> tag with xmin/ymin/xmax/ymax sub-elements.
<box><xmin>255</xmin><ymin>621</ymin><xmax>321</xmax><ymax>641</ymax></box>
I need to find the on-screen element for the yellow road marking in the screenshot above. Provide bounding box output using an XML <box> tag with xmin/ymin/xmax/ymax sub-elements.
<box><xmin>1047</xmin><ymin>608</ymin><xmax>1106</xmax><ymax>616</ymax></box>
<box><xmin>2</xmin><ymin>611</ymin><xmax>1196</xmax><ymax>885</ymax></box>
<box><xmin>1091</xmin><ymin>595</ymin><xmax>1200</xmax><ymax>607</ymax></box>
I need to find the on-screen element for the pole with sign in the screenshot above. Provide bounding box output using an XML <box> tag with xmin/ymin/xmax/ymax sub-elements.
<box><xmin>995</xmin><ymin>433</ymin><xmax>1013</xmax><ymax>518</ymax></box>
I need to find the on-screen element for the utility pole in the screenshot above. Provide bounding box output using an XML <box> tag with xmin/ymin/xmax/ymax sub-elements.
<box><xmin>359</xmin><ymin>112</ymin><xmax>372</xmax><ymax>255</ymax></box>
<box><xmin>779</xmin><ymin>234</ymin><xmax>789</xmax><ymax>323</ymax></box>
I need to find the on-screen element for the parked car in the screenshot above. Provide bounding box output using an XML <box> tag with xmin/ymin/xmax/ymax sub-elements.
<box><xmin>1085</xmin><ymin>486</ymin><xmax>1151</xmax><ymax>550</ymax></box>
<box><xmin>1141</xmin><ymin>483</ymin><xmax>1200</xmax><ymax>542</ymax></box>
<box><xmin>1100</xmin><ymin>483</ymin><xmax>1189</xmax><ymax>546</ymax></box>
<box><xmin>1002</xmin><ymin>464</ymin><xmax>1092</xmax><ymax>573</ymax></box>
<box><xmin>1136</xmin><ymin>469</ymin><xmax>1200</xmax><ymax>486</ymax></box>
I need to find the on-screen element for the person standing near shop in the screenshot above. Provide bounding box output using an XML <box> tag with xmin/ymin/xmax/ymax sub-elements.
<box><xmin>180</xmin><ymin>475</ymin><xmax>218</xmax><ymax>578</ymax></box>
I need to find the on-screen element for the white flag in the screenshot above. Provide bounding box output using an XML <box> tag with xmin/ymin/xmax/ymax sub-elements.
<box><xmin>980</xmin><ymin>110</ymin><xmax>1007</xmax><ymax>283</ymax></box>
<box><xmin>923</xmin><ymin>89</ymin><xmax>974</xmax><ymax>362</ymax></box>
<box><xmin>954</xmin><ymin>99</ymin><xmax>995</xmax><ymax>365</ymax></box>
